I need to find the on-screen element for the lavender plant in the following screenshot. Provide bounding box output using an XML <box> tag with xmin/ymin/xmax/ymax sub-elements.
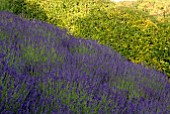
<box><xmin>0</xmin><ymin>11</ymin><xmax>169</xmax><ymax>113</ymax></box>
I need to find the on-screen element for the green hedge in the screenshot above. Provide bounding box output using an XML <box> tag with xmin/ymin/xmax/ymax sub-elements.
<box><xmin>0</xmin><ymin>0</ymin><xmax>47</xmax><ymax>21</ymax></box>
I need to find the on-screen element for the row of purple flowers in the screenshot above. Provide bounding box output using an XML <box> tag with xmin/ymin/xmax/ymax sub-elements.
<box><xmin>0</xmin><ymin>11</ymin><xmax>169</xmax><ymax>113</ymax></box>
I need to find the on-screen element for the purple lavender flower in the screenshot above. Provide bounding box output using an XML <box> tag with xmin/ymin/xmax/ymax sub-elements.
<box><xmin>0</xmin><ymin>11</ymin><xmax>169</xmax><ymax>113</ymax></box>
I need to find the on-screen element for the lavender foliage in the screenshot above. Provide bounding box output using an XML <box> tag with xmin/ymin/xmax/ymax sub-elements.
<box><xmin>0</xmin><ymin>11</ymin><xmax>170</xmax><ymax>113</ymax></box>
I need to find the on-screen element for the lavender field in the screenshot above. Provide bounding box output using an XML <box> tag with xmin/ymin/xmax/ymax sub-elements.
<box><xmin>0</xmin><ymin>11</ymin><xmax>170</xmax><ymax>113</ymax></box>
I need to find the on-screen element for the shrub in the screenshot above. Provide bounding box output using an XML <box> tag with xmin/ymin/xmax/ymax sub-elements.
<box><xmin>0</xmin><ymin>0</ymin><xmax>47</xmax><ymax>21</ymax></box>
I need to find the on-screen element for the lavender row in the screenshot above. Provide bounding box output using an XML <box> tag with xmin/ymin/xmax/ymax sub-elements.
<box><xmin>0</xmin><ymin>11</ymin><xmax>169</xmax><ymax>113</ymax></box>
